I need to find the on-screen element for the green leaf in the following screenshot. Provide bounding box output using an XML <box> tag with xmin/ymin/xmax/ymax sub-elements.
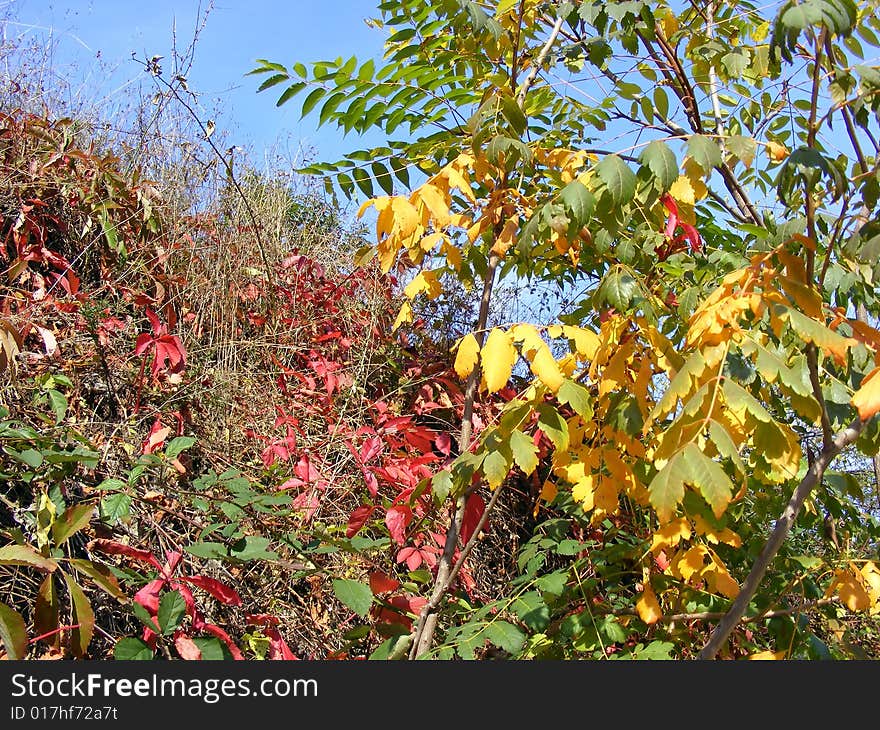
<box><xmin>300</xmin><ymin>87</ymin><xmax>326</xmax><ymax>118</ymax></box>
<box><xmin>157</xmin><ymin>590</ymin><xmax>187</xmax><ymax>635</ymax></box>
<box><xmin>369</xmin><ymin>633</ymin><xmax>412</xmax><ymax>660</ymax></box>
<box><xmin>536</xmin><ymin>403</ymin><xmax>569</xmax><ymax>452</ymax></box>
<box><xmin>9</xmin><ymin>448</ymin><xmax>43</xmax><ymax>468</ymax></box>
<box><xmin>47</xmin><ymin>390</ymin><xmax>67</xmax><ymax>425</ymax></box>
<box><xmin>229</xmin><ymin>536</ymin><xmax>278</xmax><ymax>562</ymax></box>
<box><xmin>185</xmin><ymin>542</ymin><xmax>229</xmax><ymax>560</ymax></box>
<box><xmin>165</xmin><ymin>436</ymin><xmax>196</xmax><ymax>459</ymax></box>
<box><xmin>63</xmin><ymin>572</ymin><xmax>94</xmax><ymax>658</ymax></box>
<box><xmin>509</xmin><ymin>429</ymin><xmax>539</xmax><ymax>476</ymax></box>
<box><xmin>597</xmin><ymin>266</ymin><xmax>638</xmax><ymax>312</ymax></box>
<box><xmin>648</xmin><ymin>452</ymin><xmax>687</xmax><ymax>522</ymax></box>
<box><xmin>484</xmin><ymin>621</ymin><xmax>526</xmax><ymax>654</ymax></box>
<box><xmin>372</xmin><ymin>161</ymin><xmax>394</xmax><ymax>195</ymax></box>
<box><xmin>114</xmin><ymin>637</ymin><xmax>155</xmax><ymax>660</ymax></box>
<box><xmin>558</xmin><ymin>379</ymin><xmax>593</xmax><ymax>419</ymax></box>
<box><xmin>511</xmin><ymin>591</ymin><xmax>551</xmax><ymax>631</ymax></box>
<box><xmin>0</xmin><ymin>544</ymin><xmax>58</xmax><ymax>571</ymax></box>
<box><xmin>535</xmin><ymin>570</ymin><xmax>568</xmax><ymax>596</ymax></box>
<box><xmin>67</xmin><ymin>559</ymin><xmax>125</xmax><ymax>600</ymax></box>
<box><xmin>52</xmin><ymin>503</ymin><xmax>95</xmax><ymax>545</ymax></box>
<box><xmin>351</xmin><ymin>166</ymin><xmax>374</xmax><ymax>198</ymax></box>
<box><xmin>99</xmin><ymin>493</ymin><xmax>131</xmax><ymax>524</ymax></box>
<box><xmin>332</xmin><ymin>579</ymin><xmax>373</xmax><ymax>617</ymax></box>
<box><xmin>131</xmin><ymin>601</ymin><xmax>160</xmax><ymax>634</ymax></box>
<box><xmin>0</xmin><ymin>601</ymin><xmax>27</xmax><ymax>659</ymax></box>
<box><xmin>501</xmin><ymin>96</ymin><xmax>527</xmax><ymax>136</ymax></box>
<box><xmin>681</xmin><ymin>443</ymin><xmax>734</xmax><ymax>519</ymax></box>
<box><xmin>639</xmin><ymin>140</ymin><xmax>678</xmax><ymax>189</ymax></box>
<box><xmin>191</xmin><ymin>636</ymin><xmax>232</xmax><ymax>660</ymax></box>
<box><xmin>483</xmin><ymin>446</ymin><xmax>512</xmax><ymax>489</ymax></box>
<box><xmin>559</xmin><ymin>180</ymin><xmax>595</xmax><ymax>230</ymax></box>
<box><xmin>687</xmin><ymin>135</ymin><xmax>722</xmax><ymax>172</ymax></box>
<box><xmin>596</xmin><ymin>154</ymin><xmax>636</xmax><ymax>204</ymax></box>
<box><xmin>257</xmin><ymin>73</ymin><xmax>289</xmax><ymax>92</ymax></box>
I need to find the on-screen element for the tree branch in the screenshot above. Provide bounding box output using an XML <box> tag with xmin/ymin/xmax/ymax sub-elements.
<box><xmin>697</xmin><ymin>416</ymin><xmax>866</xmax><ymax>659</ymax></box>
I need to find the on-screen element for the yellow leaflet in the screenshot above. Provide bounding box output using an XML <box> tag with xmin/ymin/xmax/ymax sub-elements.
<box><xmin>594</xmin><ymin>475</ymin><xmax>620</xmax><ymax>516</ymax></box>
<box><xmin>766</xmin><ymin>140</ymin><xmax>789</xmax><ymax>162</ymax></box>
<box><xmin>510</xmin><ymin>323</ymin><xmax>544</xmax><ymax>355</ymax></box>
<box><xmin>599</xmin><ymin>343</ymin><xmax>632</xmax><ymax>398</ymax></box>
<box><xmin>392</xmin><ymin>301</ymin><xmax>413</xmax><ymax>331</ymax></box>
<box><xmin>828</xmin><ymin>566</ymin><xmax>871</xmax><ymax>612</ymax></box>
<box><xmin>562</xmin><ymin>325</ymin><xmax>601</xmax><ymax>362</ymax></box>
<box><xmin>440</xmin><ymin>238</ymin><xmax>462</xmax><ymax>271</ymax></box>
<box><xmin>677</xmin><ymin>545</ymin><xmax>708</xmax><ymax>583</ymax></box>
<box><xmin>572</xmin><ymin>473</ymin><xmax>597</xmax><ymax>511</ymax></box>
<box><xmin>491</xmin><ymin>216</ymin><xmax>519</xmax><ymax>257</ymax></box>
<box><xmin>443</xmin><ymin>157</ymin><xmax>476</xmax><ymax>203</ymax></box>
<box><xmin>668</xmin><ymin>175</ymin><xmax>697</xmax><ymax>206</ymax></box>
<box><xmin>454</xmin><ymin>333</ymin><xmax>480</xmax><ymax>379</ymax></box>
<box><xmin>861</xmin><ymin>562</ymin><xmax>880</xmax><ymax>613</ymax></box>
<box><xmin>530</xmin><ymin>343</ymin><xmax>564</xmax><ymax>393</ymax></box>
<box><xmin>419</xmin><ymin>231</ymin><xmax>445</xmax><ymax>253</ymax></box>
<box><xmin>682</xmin><ymin>158</ymin><xmax>708</xmax><ymax>201</ymax></box>
<box><xmin>636</xmin><ymin>583</ymin><xmax>662</xmax><ymax>625</ymax></box>
<box><xmin>692</xmin><ymin>515</ymin><xmax>742</xmax><ymax>547</ymax></box>
<box><xmin>412</xmin><ymin>183</ymin><xmax>451</xmax><ymax>228</ymax></box>
<box><xmin>660</xmin><ymin>9</ymin><xmax>679</xmax><ymax>37</ymax></box>
<box><xmin>747</xmin><ymin>650</ymin><xmax>786</xmax><ymax>660</ymax></box>
<box><xmin>403</xmin><ymin>269</ymin><xmax>442</xmax><ymax>300</ymax></box>
<box><xmin>650</xmin><ymin>517</ymin><xmax>692</xmax><ymax>554</ymax></box>
<box><xmin>703</xmin><ymin>550</ymin><xmax>740</xmax><ymax>598</ymax></box>
<box><xmin>481</xmin><ymin>328</ymin><xmax>517</xmax><ymax>394</ymax></box>
<box><xmin>852</xmin><ymin>366</ymin><xmax>880</xmax><ymax>421</ymax></box>
<box><xmin>467</xmin><ymin>215</ymin><xmax>490</xmax><ymax>244</ymax></box>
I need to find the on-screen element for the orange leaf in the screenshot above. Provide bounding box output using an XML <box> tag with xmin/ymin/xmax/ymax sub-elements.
<box><xmin>852</xmin><ymin>367</ymin><xmax>880</xmax><ymax>421</ymax></box>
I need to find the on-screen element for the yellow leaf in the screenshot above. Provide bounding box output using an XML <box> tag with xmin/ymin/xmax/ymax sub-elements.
<box><xmin>392</xmin><ymin>301</ymin><xmax>413</xmax><ymax>331</ymax></box>
<box><xmin>650</xmin><ymin>518</ymin><xmax>691</xmax><ymax>554</ymax></box>
<box><xmin>412</xmin><ymin>183</ymin><xmax>451</xmax><ymax>227</ymax></box>
<box><xmin>835</xmin><ymin>567</ymin><xmax>871</xmax><ymax>611</ymax></box>
<box><xmin>747</xmin><ymin>650</ymin><xmax>786</xmax><ymax>660</ymax></box>
<box><xmin>852</xmin><ymin>366</ymin><xmax>880</xmax><ymax>421</ymax></box>
<box><xmin>403</xmin><ymin>269</ymin><xmax>442</xmax><ymax>300</ymax></box>
<box><xmin>454</xmin><ymin>333</ymin><xmax>480</xmax><ymax>379</ymax></box>
<box><xmin>682</xmin><ymin>158</ymin><xmax>708</xmax><ymax>201</ymax></box>
<box><xmin>668</xmin><ymin>175</ymin><xmax>696</xmax><ymax>205</ymax></box>
<box><xmin>636</xmin><ymin>583</ymin><xmax>662</xmax><ymax>625</ymax></box>
<box><xmin>563</xmin><ymin>325</ymin><xmax>601</xmax><ymax>361</ymax></box>
<box><xmin>441</xmin><ymin>238</ymin><xmax>462</xmax><ymax>271</ymax></box>
<box><xmin>529</xmin><ymin>342</ymin><xmax>564</xmax><ymax>393</ymax></box>
<box><xmin>692</xmin><ymin>515</ymin><xmax>742</xmax><ymax>547</ymax></box>
<box><xmin>677</xmin><ymin>545</ymin><xmax>708</xmax><ymax>583</ymax></box>
<box><xmin>481</xmin><ymin>328</ymin><xmax>517</xmax><ymax>393</ymax></box>
<box><xmin>491</xmin><ymin>216</ymin><xmax>519</xmax><ymax>257</ymax></box>
<box><xmin>766</xmin><ymin>141</ymin><xmax>789</xmax><ymax>162</ymax></box>
<box><xmin>572</xmin><ymin>473</ymin><xmax>597</xmax><ymax>511</ymax></box>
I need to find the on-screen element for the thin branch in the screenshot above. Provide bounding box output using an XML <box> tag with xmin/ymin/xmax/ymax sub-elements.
<box><xmin>409</xmin><ymin>7</ymin><xmax>567</xmax><ymax>659</ymax></box>
<box><xmin>697</xmin><ymin>416</ymin><xmax>865</xmax><ymax>659</ymax></box>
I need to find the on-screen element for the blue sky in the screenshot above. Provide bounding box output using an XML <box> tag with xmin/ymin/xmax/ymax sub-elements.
<box><xmin>8</xmin><ymin>0</ymin><xmax>388</xmax><ymax>165</ymax></box>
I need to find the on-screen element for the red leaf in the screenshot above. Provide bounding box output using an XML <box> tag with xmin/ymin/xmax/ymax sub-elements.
<box><xmin>265</xmin><ymin>628</ymin><xmax>298</xmax><ymax>660</ymax></box>
<box><xmin>174</xmin><ymin>632</ymin><xmax>202</xmax><ymax>660</ymax></box>
<box><xmin>133</xmin><ymin>579</ymin><xmax>165</xmax><ymax>615</ymax></box>
<box><xmin>134</xmin><ymin>332</ymin><xmax>154</xmax><ymax>356</ymax></box>
<box><xmin>346</xmin><ymin>505</ymin><xmax>375</xmax><ymax>538</ymax></box>
<box><xmin>434</xmin><ymin>432</ymin><xmax>452</xmax><ymax>456</ymax></box>
<box><xmin>294</xmin><ymin>454</ymin><xmax>321</xmax><ymax>483</ymax></box>
<box><xmin>385</xmin><ymin>505</ymin><xmax>413</xmax><ymax>545</ymax></box>
<box><xmin>145</xmin><ymin>308</ymin><xmax>165</xmax><ymax>336</ymax></box>
<box><xmin>88</xmin><ymin>539</ymin><xmax>162</xmax><ymax>569</ymax></box>
<box><xmin>369</xmin><ymin>571</ymin><xmax>400</xmax><ymax>595</ymax></box>
<box><xmin>359</xmin><ymin>436</ymin><xmax>383</xmax><ymax>464</ymax></box>
<box><xmin>460</xmin><ymin>493</ymin><xmax>486</xmax><ymax>545</ymax></box>
<box><xmin>142</xmin><ymin>419</ymin><xmax>171</xmax><ymax>455</ymax></box>
<box><xmin>183</xmin><ymin>575</ymin><xmax>242</xmax><ymax>606</ymax></box>
<box><xmin>396</xmin><ymin>546</ymin><xmax>423</xmax><ymax>571</ymax></box>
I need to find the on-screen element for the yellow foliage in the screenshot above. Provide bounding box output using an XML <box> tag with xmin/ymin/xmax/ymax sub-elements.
<box><xmin>392</xmin><ymin>301</ymin><xmax>413</xmax><ymax>331</ymax></box>
<box><xmin>852</xmin><ymin>366</ymin><xmax>880</xmax><ymax>421</ymax></box>
<box><xmin>403</xmin><ymin>269</ymin><xmax>442</xmax><ymax>300</ymax></box>
<box><xmin>747</xmin><ymin>650</ymin><xmax>786</xmax><ymax>660</ymax></box>
<box><xmin>453</xmin><ymin>333</ymin><xmax>480</xmax><ymax>379</ymax></box>
<box><xmin>636</xmin><ymin>583</ymin><xmax>662</xmax><ymax>625</ymax></box>
<box><xmin>650</xmin><ymin>518</ymin><xmax>692</xmax><ymax>554</ymax></box>
<box><xmin>481</xmin><ymin>328</ymin><xmax>517</xmax><ymax>394</ymax></box>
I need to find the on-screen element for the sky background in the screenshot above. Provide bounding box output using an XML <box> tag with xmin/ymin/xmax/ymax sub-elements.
<box><xmin>5</xmin><ymin>0</ymin><xmax>389</xmax><ymax>169</ymax></box>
